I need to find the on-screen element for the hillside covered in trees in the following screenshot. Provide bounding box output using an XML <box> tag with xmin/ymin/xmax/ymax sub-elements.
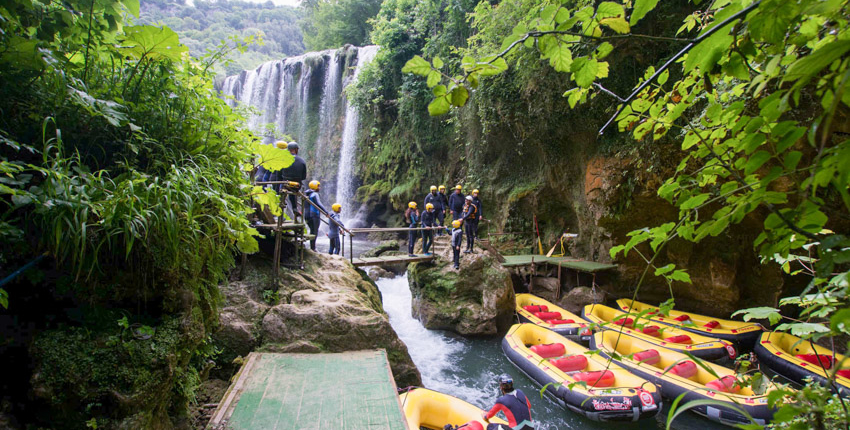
<box><xmin>138</xmin><ymin>0</ymin><xmax>305</xmax><ymax>77</ymax></box>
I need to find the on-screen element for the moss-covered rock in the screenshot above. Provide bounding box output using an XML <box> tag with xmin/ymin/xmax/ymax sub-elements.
<box><xmin>408</xmin><ymin>247</ymin><xmax>514</xmax><ymax>336</ymax></box>
<box><xmin>215</xmin><ymin>252</ymin><xmax>421</xmax><ymax>389</ymax></box>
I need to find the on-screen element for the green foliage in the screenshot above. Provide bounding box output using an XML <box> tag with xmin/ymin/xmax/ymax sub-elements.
<box><xmin>299</xmin><ymin>0</ymin><xmax>382</xmax><ymax>51</ymax></box>
<box><xmin>137</xmin><ymin>0</ymin><xmax>305</xmax><ymax>77</ymax></box>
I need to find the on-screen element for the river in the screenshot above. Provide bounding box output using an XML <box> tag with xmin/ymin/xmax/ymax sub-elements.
<box><xmin>375</xmin><ymin>273</ymin><xmax>728</xmax><ymax>430</ymax></box>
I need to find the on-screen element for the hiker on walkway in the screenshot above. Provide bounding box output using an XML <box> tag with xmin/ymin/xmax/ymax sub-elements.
<box><xmin>471</xmin><ymin>188</ymin><xmax>483</xmax><ymax>243</ymax></box>
<box><xmin>421</xmin><ymin>203</ymin><xmax>436</xmax><ymax>255</ymax></box>
<box><xmin>462</xmin><ymin>195</ymin><xmax>478</xmax><ymax>253</ymax></box>
<box><xmin>405</xmin><ymin>202</ymin><xmax>421</xmax><ymax>257</ymax></box>
<box><xmin>483</xmin><ymin>374</ymin><xmax>533</xmax><ymax>430</ymax></box>
<box><xmin>448</xmin><ymin>185</ymin><xmax>465</xmax><ymax>221</ymax></box>
<box><xmin>281</xmin><ymin>141</ymin><xmax>307</xmax><ymax>219</ymax></box>
<box><xmin>451</xmin><ymin>220</ymin><xmax>463</xmax><ymax>270</ymax></box>
<box><xmin>304</xmin><ymin>180</ymin><xmax>327</xmax><ymax>251</ymax></box>
<box><xmin>438</xmin><ymin>185</ymin><xmax>450</xmax><ymax>233</ymax></box>
<box><xmin>328</xmin><ymin>203</ymin><xmax>344</xmax><ymax>255</ymax></box>
<box><xmin>424</xmin><ymin>185</ymin><xmax>444</xmax><ymax>234</ymax></box>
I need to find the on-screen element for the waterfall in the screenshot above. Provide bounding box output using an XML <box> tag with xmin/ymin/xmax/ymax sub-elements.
<box><xmin>335</xmin><ymin>45</ymin><xmax>379</xmax><ymax>224</ymax></box>
<box><xmin>218</xmin><ymin>46</ymin><xmax>378</xmax><ymax>214</ymax></box>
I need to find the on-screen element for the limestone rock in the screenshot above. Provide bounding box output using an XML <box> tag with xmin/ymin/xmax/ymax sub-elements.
<box><xmin>217</xmin><ymin>253</ymin><xmax>421</xmax><ymax>388</ymax></box>
<box><xmin>557</xmin><ymin>286</ymin><xmax>604</xmax><ymax>315</ymax></box>
<box><xmin>530</xmin><ymin>276</ymin><xmax>560</xmax><ymax>302</ymax></box>
<box><xmin>408</xmin><ymin>248</ymin><xmax>515</xmax><ymax>336</ymax></box>
<box><xmin>361</xmin><ymin>240</ymin><xmax>400</xmax><ymax>258</ymax></box>
<box><xmin>368</xmin><ymin>266</ymin><xmax>395</xmax><ymax>280</ymax></box>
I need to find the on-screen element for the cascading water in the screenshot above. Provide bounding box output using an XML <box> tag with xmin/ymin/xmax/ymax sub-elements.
<box><xmin>218</xmin><ymin>46</ymin><xmax>378</xmax><ymax>211</ymax></box>
<box><xmin>335</xmin><ymin>45</ymin><xmax>379</xmax><ymax>225</ymax></box>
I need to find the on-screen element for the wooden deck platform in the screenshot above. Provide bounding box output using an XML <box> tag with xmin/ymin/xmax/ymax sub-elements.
<box><xmin>351</xmin><ymin>254</ymin><xmax>435</xmax><ymax>267</ymax></box>
<box><xmin>208</xmin><ymin>350</ymin><xmax>408</xmax><ymax>430</ymax></box>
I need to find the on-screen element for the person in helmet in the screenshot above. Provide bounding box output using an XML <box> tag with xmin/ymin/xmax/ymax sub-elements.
<box><xmin>327</xmin><ymin>203</ymin><xmax>345</xmax><ymax>255</ymax></box>
<box><xmin>421</xmin><ymin>203</ymin><xmax>436</xmax><ymax>255</ymax></box>
<box><xmin>470</xmin><ymin>189</ymin><xmax>483</xmax><ymax>248</ymax></box>
<box><xmin>304</xmin><ymin>180</ymin><xmax>327</xmax><ymax>251</ymax></box>
<box><xmin>448</xmin><ymin>185</ymin><xmax>465</xmax><ymax>221</ymax></box>
<box><xmin>483</xmin><ymin>374</ymin><xmax>533</xmax><ymax>430</ymax></box>
<box><xmin>281</xmin><ymin>141</ymin><xmax>307</xmax><ymax>219</ymax></box>
<box><xmin>437</xmin><ymin>185</ymin><xmax>450</xmax><ymax>232</ymax></box>
<box><xmin>405</xmin><ymin>202</ymin><xmax>421</xmax><ymax>257</ymax></box>
<box><xmin>461</xmin><ymin>195</ymin><xmax>478</xmax><ymax>253</ymax></box>
<box><xmin>424</xmin><ymin>185</ymin><xmax>444</xmax><ymax>235</ymax></box>
<box><xmin>451</xmin><ymin>219</ymin><xmax>463</xmax><ymax>270</ymax></box>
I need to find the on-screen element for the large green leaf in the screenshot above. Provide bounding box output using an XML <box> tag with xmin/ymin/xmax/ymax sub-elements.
<box><xmin>119</xmin><ymin>25</ymin><xmax>188</xmax><ymax>61</ymax></box>
<box><xmin>428</xmin><ymin>95</ymin><xmax>450</xmax><ymax>116</ymax></box>
<box><xmin>571</xmin><ymin>57</ymin><xmax>599</xmax><ymax>88</ymax></box>
<box><xmin>783</xmin><ymin>40</ymin><xmax>850</xmax><ymax>87</ymax></box>
<box><xmin>630</xmin><ymin>0</ymin><xmax>660</xmax><ymax>25</ymax></box>
<box><xmin>253</xmin><ymin>142</ymin><xmax>295</xmax><ymax>172</ymax></box>
<box><xmin>403</xmin><ymin>55</ymin><xmax>432</xmax><ymax>76</ymax></box>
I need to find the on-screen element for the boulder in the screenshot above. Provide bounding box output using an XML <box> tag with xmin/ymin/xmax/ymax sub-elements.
<box><xmin>557</xmin><ymin>286</ymin><xmax>605</xmax><ymax>315</ymax></box>
<box><xmin>368</xmin><ymin>266</ymin><xmax>395</xmax><ymax>280</ymax></box>
<box><xmin>408</xmin><ymin>248</ymin><xmax>515</xmax><ymax>336</ymax></box>
<box><xmin>530</xmin><ymin>276</ymin><xmax>560</xmax><ymax>302</ymax></box>
<box><xmin>361</xmin><ymin>240</ymin><xmax>400</xmax><ymax>258</ymax></box>
<box><xmin>216</xmin><ymin>253</ymin><xmax>421</xmax><ymax>388</ymax></box>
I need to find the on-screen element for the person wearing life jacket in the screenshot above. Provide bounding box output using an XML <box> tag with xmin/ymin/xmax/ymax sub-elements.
<box><xmin>281</xmin><ymin>141</ymin><xmax>307</xmax><ymax>219</ymax></box>
<box><xmin>421</xmin><ymin>203</ymin><xmax>436</xmax><ymax>255</ymax></box>
<box><xmin>437</xmin><ymin>185</ymin><xmax>450</xmax><ymax>232</ymax></box>
<box><xmin>483</xmin><ymin>374</ymin><xmax>533</xmax><ymax>430</ymax></box>
<box><xmin>424</xmin><ymin>185</ymin><xmax>444</xmax><ymax>234</ymax></box>
<box><xmin>327</xmin><ymin>203</ymin><xmax>344</xmax><ymax>255</ymax></box>
<box><xmin>470</xmin><ymin>188</ymin><xmax>483</xmax><ymax>245</ymax></box>
<box><xmin>405</xmin><ymin>202</ymin><xmax>421</xmax><ymax>257</ymax></box>
<box><xmin>304</xmin><ymin>180</ymin><xmax>327</xmax><ymax>251</ymax></box>
<box><xmin>462</xmin><ymin>196</ymin><xmax>478</xmax><ymax>253</ymax></box>
<box><xmin>448</xmin><ymin>185</ymin><xmax>465</xmax><ymax>221</ymax></box>
<box><xmin>451</xmin><ymin>219</ymin><xmax>463</xmax><ymax>270</ymax></box>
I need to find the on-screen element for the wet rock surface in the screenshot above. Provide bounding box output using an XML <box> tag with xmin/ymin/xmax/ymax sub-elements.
<box><xmin>214</xmin><ymin>253</ymin><xmax>421</xmax><ymax>388</ymax></box>
<box><xmin>557</xmin><ymin>286</ymin><xmax>605</xmax><ymax>315</ymax></box>
<box><xmin>408</xmin><ymin>244</ymin><xmax>515</xmax><ymax>336</ymax></box>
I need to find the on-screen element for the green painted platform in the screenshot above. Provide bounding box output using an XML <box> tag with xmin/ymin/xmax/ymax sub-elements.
<box><xmin>501</xmin><ymin>255</ymin><xmax>617</xmax><ymax>273</ymax></box>
<box><xmin>208</xmin><ymin>351</ymin><xmax>408</xmax><ymax>430</ymax></box>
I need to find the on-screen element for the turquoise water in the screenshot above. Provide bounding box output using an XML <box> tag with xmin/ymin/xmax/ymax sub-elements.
<box><xmin>375</xmin><ymin>274</ymin><xmax>729</xmax><ymax>430</ymax></box>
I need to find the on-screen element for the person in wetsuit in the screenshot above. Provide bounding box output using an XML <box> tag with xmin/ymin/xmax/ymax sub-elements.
<box><xmin>448</xmin><ymin>185</ymin><xmax>465</xmax><ymax>221</ymax></box>
<box><xmin>451</xmin><ymin>219</ymin><xmax>463</xmax><ymax>270</ymax></box>
<box><xmin>421</xmin><ymin>203</ymin><xmax>436</xmax><ymax>255</ymax></box>
<box><xmin>437</xmin><ymin>185</ymin><xmax>450</xmax><ymax>233</ymax></box>
<box><xmin>461</xmin><ymin>195</ymin><xmax>478</xmax><ymax>253</ymax></box>
<box><xmin>304</xmin><ymin>180</ymin><xmax>327</xmax><ymax>251</ymax></box>
<box><xmin>483</xmin><ymin>374</ymin><xmax>533</xmax><ymax>430</ymax></box>
<box><xmin>424</xmin><ymin>185</ymin><xmax>444</xmax><ymax>234</ymax></box>
<box><xmin>328</xmin><ymin>203</ymin><xmax>344</xmax><ymax>255</ymax></box>
<box><xmin>405</xmin><ymin>202</ymin><xmax>421</xmax><ymax>257</ymax></box>
<box><xmin>281</xmin><ymin>141</ymin><xmax>307</xmax><ymax>219</ymax></box>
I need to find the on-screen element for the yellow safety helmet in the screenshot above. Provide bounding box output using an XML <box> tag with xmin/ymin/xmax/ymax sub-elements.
<box><xmin>452</xmin><ymin>220</ymin><xmax>462</xmax><ymax>228</ymax></box>
<box><xmin>425</xmin><ymin>203</ymin><xmax>434</xmax><ymax>210</ymax></box>
<box><xmin>408</xmin><ymin>201</ymin><xmax>417</xmax><ymax>209</ymax></box>
<box><xmin>332</xmin><ymin>203</ymin><xmax>342</xmax><ymax>212</ymax></box>
<box><xmin>430</xmin><ymin>185</ymin><xmax>437</xmax><ymax>192</ymax></box>
<box><xmin>309</xmin><ymin>180</ymin><xmax>320</xmax><ymax>190</ymax></box>
<box><xmin>472</xmin><ymin>189</ymin><xmax>480</xmax><ymax>195</ymax></box>
<box><xmin>439</xmin><ymin>185</ymin><xmax>446</xmax><ymax>191</ymax></box>
<box><xmin>455</xmin><ymin>185</ymin><xmax>462</xmax><ymax>190</ymax></box>
<box><xmin>275</xmin><ymin>141</ymin><xmax>287</xmax><ymax>149</ymax></box>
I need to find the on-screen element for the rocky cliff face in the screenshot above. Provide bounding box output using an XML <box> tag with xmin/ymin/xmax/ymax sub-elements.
<box><xmin>214</xmin><ymin>252</ymin><xmax>421</xmax><ymax>389</ymax></box>
<box><xmin>407</xmin><ymin>244</ymin><xmax>514</xmax><ymax>336</ymax></box>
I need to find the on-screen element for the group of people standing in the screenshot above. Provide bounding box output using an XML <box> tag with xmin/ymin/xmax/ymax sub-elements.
<box><xmin>254</xmin><ymin>141</ymin><xmax>346</xmax><ymax>255</ymax></box>
<box><xmin>405</xmin><ymin>184</ymin><xmax>484</xmax><ymax>269</ymax></box>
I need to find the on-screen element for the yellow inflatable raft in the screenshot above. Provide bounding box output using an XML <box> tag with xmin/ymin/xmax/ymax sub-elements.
<box><xmin>582</xmin><ymin>304</ymin><xmax>737</xmax><ymax>362</ymax></box>
<box><xmin>754</xmin><ymin>331</ymin><xmax>850</xmax><ymax>397</ymax></box>
<box><xmin>515</xmin><ymin>294</ymin><xmax>591</xmax><ymax>341</ymax></box>
<box><xmin>593</xmin><ymin>330</ymin><xmax>783</xmax><ymax>426</ymax></box>
<box><xmin>502</xmin><ymin>323</ymin><xmax>661</xmax><ymax>422</ymax></box>
<box><xmin>616</xmin><ymin>298</ymin><xmax>763</xmax><ymax>349</ymax></box>
<box><xmin>399</xmin><ymin>387</ymin><xmax>507</xmax><ymax>430</ymax></box>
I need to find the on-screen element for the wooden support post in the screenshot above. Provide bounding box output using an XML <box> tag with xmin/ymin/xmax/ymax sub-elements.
<box><xmin>557</xmin><ymin>263</ymin><xmax>562</xmax><ymax>300</ymax></box>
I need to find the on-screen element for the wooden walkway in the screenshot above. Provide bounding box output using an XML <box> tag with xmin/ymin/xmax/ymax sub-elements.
<box><xmin>501</xmin><ymin>255</ymin><xmax>617</xmax><ymax>272</ymax></box>
<box><xmin>351</xmin><ymin>254</ymin><xmax>435</xmax><ymax>267</ymax></box>
<box><xmin>208</xmin><ymin>351</ymin><xmax>408</xmax><ymax>430</ymax></box>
